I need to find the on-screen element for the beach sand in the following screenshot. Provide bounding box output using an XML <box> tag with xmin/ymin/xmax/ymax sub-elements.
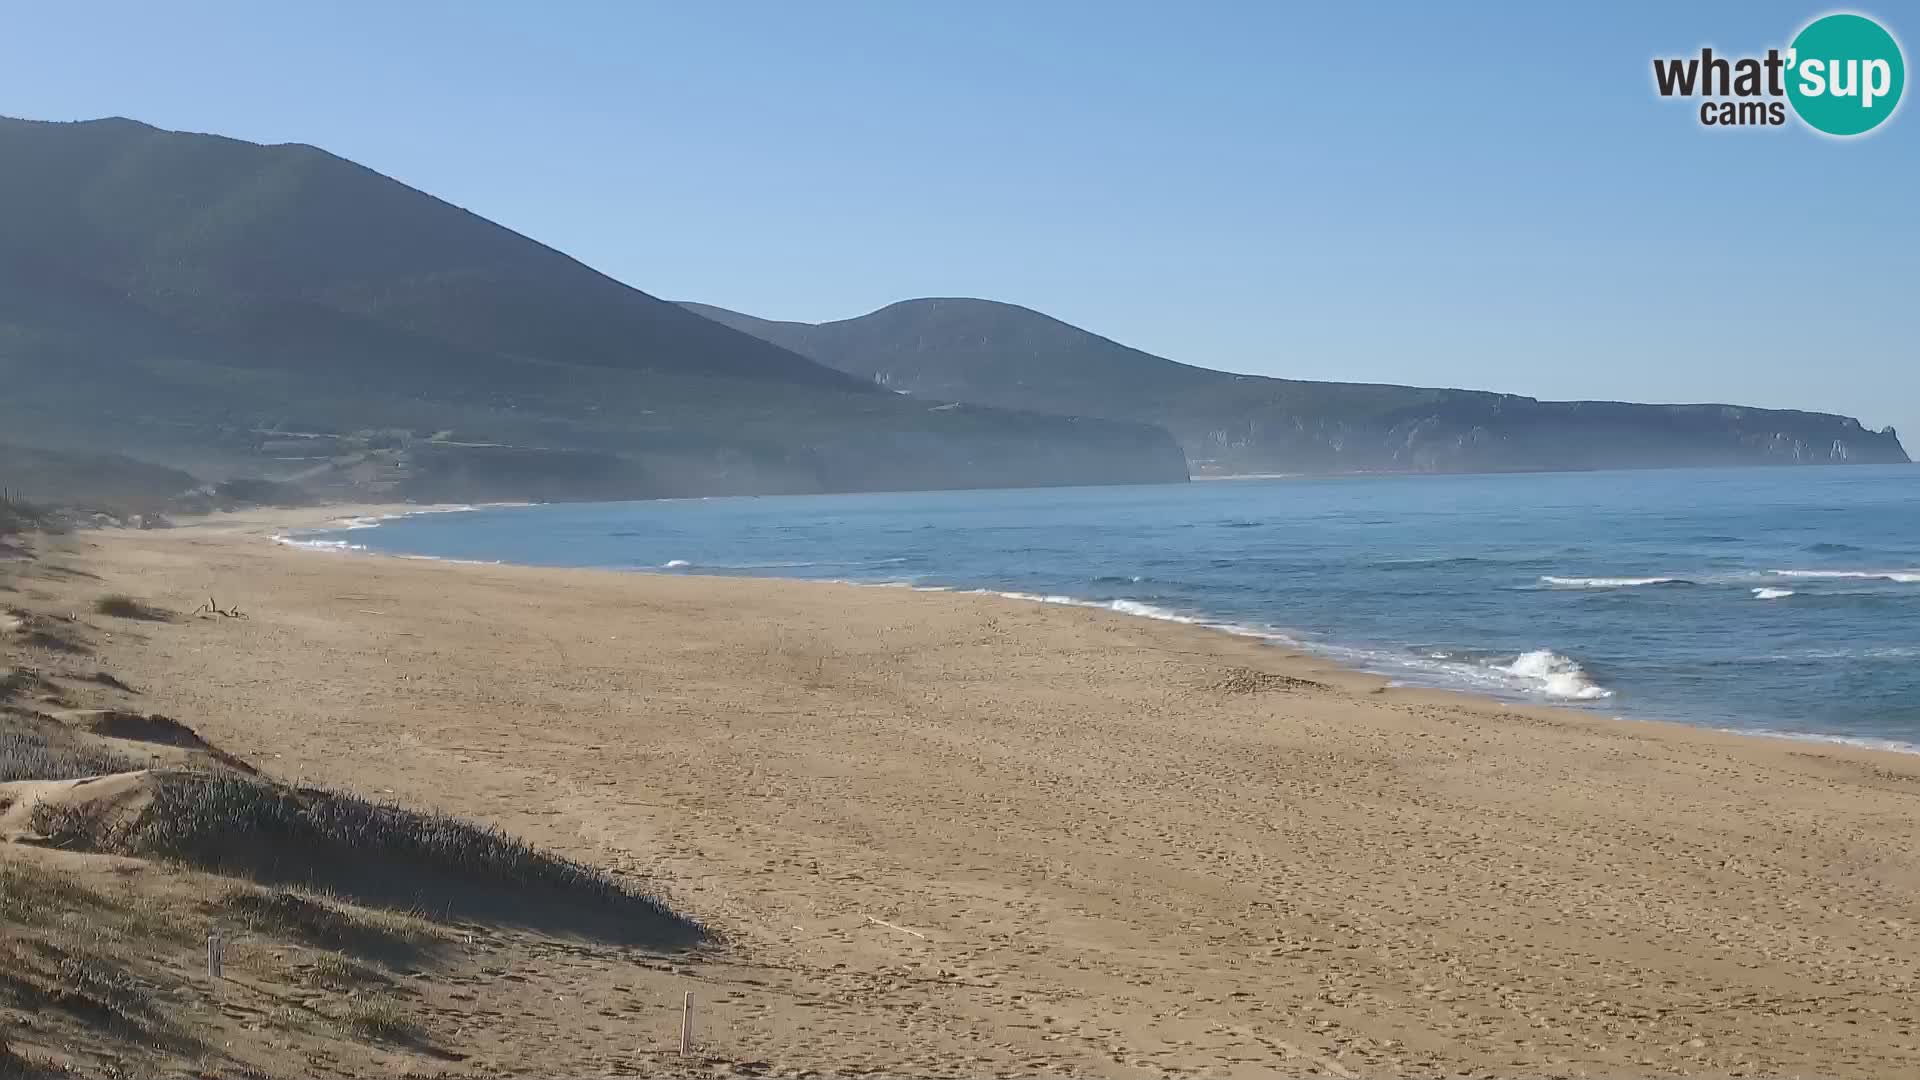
<box><xmin>20</xmin><ymin>507</ymin><xmax>1920</xmax><ymax>1077</ymax></box>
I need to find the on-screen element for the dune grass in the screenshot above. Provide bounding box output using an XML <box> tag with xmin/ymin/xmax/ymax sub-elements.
<box><xmin>0</xmin><ymin>859</ymin><xmax>104</xmax><ymax>928</ymax></box>
<box><xmin>30</xmin><ymin>771</ymin><xmax>701</xmax><ymax>940</ymax></box>
<box><xmin>0</xmin><ymin>495</ymin><xmax>52</xmax><ymax>537</ymax></box>
<box><xmin>0</xmin><ymin>730</ymin><xmax>140</xmax><ymax>783</ymax></box>
<box><xmin>0</xmin><ymin>860</ymin><xmax>183</xmax><ymax>1052</ymax></box>
<box><xmin>1</xmin><ymin>852</ymin><xmax>441</xmax><ymax>1065</ymax></box>
<box><xmin>341</xmin><ymin>994</ymin><xmax>424</xmax><ymax>1042</ymax></box>
<box><xmin>304</xmin><ymin>951</ymin><xmax>384</xmax><ymax>990</ymax></box>
<box><xmin>0</xmin><ymin>670</ymin><xmax>39</xmax><ymax>702</ymax></box>
<box><xmin>211</xmin><ymin>884</ymin><xmax>440</xmax><ymax>967</ymax></box>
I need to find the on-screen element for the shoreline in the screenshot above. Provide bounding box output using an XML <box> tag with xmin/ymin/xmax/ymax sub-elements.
<box><xmin>24</xmin><ymin>505</ymin><xmax>1920</xmax><ymax>1076</ymax></box>
<box><xmin>271</xmin><ymin>500</ymin><xmax>1920</xmax><ymax>759</ymax></box>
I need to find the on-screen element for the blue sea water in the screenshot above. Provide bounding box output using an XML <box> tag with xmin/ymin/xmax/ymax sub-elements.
<box><xmin>296</xmin><ymin>465</ymin><xmax>1920</xmax><ymax>748</ymax></box>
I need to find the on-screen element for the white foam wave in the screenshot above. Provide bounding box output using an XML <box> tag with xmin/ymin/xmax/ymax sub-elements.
<box><xmin>1497</xmin><ymin>649</ymin><xmax>1614</xmax><ymax>700</ymax></box>
<box><xmin>332</xmin><ymin>504</ymin><xmax>483</xmax><ymax>530</ymax></box>
<box><xmin>996</xmin><ymin>591</ymin><xmax>1088</xmax><ymax>606</ymax></box>
<box><xmin>393</xmin><ymin>554</ymin><xmax>501</xmax><ymax>566</ymax></box>
<box><xmin>271</xmin><ymin>535</ymin><xmax>366</xmax><ymax>553</ymax></box>
<box><xmin>1107</xmin><ymin>599</ymin><xmax>1208</xmax><ymax>624</ymax></box>
<box><xmin>663</xmin><ymin>559</ymin><xmax>692</xmax><ymax>569</ymax></box>
<box><xmin>1752</xmin><ymin>587</ymin><xmax>1795</xmax><ymax>600</ymax></box>
<box><xmin>981</xmin><ymin>592</ymin><xmax>1614</xmax><ymax>704</ymax></box>
<box><xmin>1769</xmin><ymin>569</ymin><xmax>1920</xmax><ymax>584</ymax></box>
<box><xmin>1725</xmin><ymin>728</ymin><xmax>1920</xmax><ymax>756</ymax></box>
<box><xmin>1538</xmin><ymin>575</ymin><xmax>1687</xmax><ymax>589</ymax></box>
<box><xmin>275</xmin><ymin>503</ymin><xmax>501</xmax><ymax>553</ymax></box>
<box><xmin>1760</xmin><ymin>646</ymin><xmax>1920</xmax><ymax>661</ymax></box>
<box><xmin>986</xmin><ymin>591</ymin><xmax>1280</xmax><ymax>640</ymax></box>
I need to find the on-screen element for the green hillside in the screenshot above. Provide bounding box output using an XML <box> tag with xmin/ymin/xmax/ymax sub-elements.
<box><xmin>0</xmin><ymin>118</ymin><xmax>1187</xmax><ymax>500</ymax></box>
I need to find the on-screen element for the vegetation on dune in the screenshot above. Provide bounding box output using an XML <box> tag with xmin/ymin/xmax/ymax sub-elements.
<box><xmin>0</xmin><ymin>672</ymin><xmax>42</xmax><ymax>704</ymax></box>
<box><xmin>0</xmin><ymin>852</ymin><xmax>439</xmax><ymax>1069</ymax></box>
<box><xmin>29</xmin><ymin>770</ymin><xmax>699</xmax><ymax>936</ymax></box>
<box><xmin>0</xmin><ymin>731</ymin><xmax>140</xmax><ymax>784</ymax></box>
<box><xmin>209</xmin><ymin>884</ymin><xmax>440</xmax><ymax>966</ymax></box>
<box><xmin>0</xmin><ymin>493</ymin><xmax>52</xmax><ymax>537</ymax></box>
<box><xmin>92</xmin><ymin>594</ymin><xmax>173</xmax><ymax>622</ymax></box>
<box><xmin>0</xmin><ymin>860</ymin><xmax>186</xmax><ymax>1053</ymax></box>
<box><xmin>0</xmin><ymin>859</ymin><xmax>109</xmax><ymax>927</ymax></box>
<box><xmin>340</xmin><ymin>995</ymin><xmax>426</xmax><ymax>1043</ymax></box>
<box><xmin>3</xmin><ymin>614</ymin><xmax>90</xmax><ymax>657</ymax></box>
<box><xmin>1</xmin><ymin>545</ymin><xmax>696</xmax><ymax>1074</ymax></box>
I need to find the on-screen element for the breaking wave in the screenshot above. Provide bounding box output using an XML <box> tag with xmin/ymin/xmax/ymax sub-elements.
<box><xmin>989</xmin><ymin>592</ymin><xmax>1275</xmax><ymax>638</ymax></box>
<box><xmin>271</xmin><ymin>536</ymin><xmax>365</xmax><ymax>553</ymax></box>
<box><xmin>333</xmin><ymin>504</ymin><xmax>483</xmax><ymax>530</ymax></box>
<box><xmin>1496</xmin><ymin>649</ymin><xmax>1614</xmax><ymax>700</ymax></box>
<box><xmin>982</xmin><ymin>592</ymin><xmax>1614</xmax><ymax>703</ymax></box>
<box><xmin>275</xmin><ymin>504</ymin><xmax>500</xmax><ymax>551</ymax></box>
<box><xmin>264</xmin><ymin>476</ymin><xmax>1918</xmax><ymax>747</ymax></box>
<box><xmin>1770</xmin><ymin>569</ymin><xmax>1920</xmax><ymax>584</ymax></box>
<box><xmin>1538</xmin><ymin>575</ymin><xmax>1692</xmax><ymax>589</ymax></box>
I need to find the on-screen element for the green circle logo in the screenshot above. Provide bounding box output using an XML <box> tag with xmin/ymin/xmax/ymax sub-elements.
<box><xmin>1787</xmin><ymin>13</ymin><xmax>1905</xmax><ymax>136</ymax></box>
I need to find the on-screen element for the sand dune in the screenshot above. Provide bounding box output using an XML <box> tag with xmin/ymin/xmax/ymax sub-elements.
<box><xmin>18</xmin><ymin>506</ymin><xmax>1920</xmax><ymax>1077</ymax></box>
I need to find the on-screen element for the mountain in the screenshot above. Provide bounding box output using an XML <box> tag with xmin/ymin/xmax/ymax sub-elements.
<box><xmin>682</xmin><ymin>299</ymin><xmax>1910</xmax><ymax>475</ymax></box>
<box><xmin>0</xmin><ymin>117</ymin><xmax>1186</xmax><ymax>500</ymax></box>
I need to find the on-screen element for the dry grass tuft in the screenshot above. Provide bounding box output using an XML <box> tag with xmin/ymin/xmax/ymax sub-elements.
<box><xmin>340</xmin><ymin>995</ymin><xmax>424</xmax><ymax>1043</ymax></box>
<box><xmin>83</xmin><ymin>671</ymin><xmax>137</xmax><ymax>694</ymax></box>
<box><xmin>264</xmin><ymin>1003</ymin><xmax>307</xmax><ymax>1032</ymax></box>
<box><xmin>304</xmin><ymin>952</ymin><xmax>382</xmax><ymax>990</ymax></box>
<box><xmin>92</xmin><ymin>595</ymin><xmax>173</xmax><ymax>622</ymax></box>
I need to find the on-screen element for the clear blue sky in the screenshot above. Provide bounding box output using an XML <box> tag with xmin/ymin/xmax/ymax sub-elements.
<box><xmin>4</xmin><ymin>2</ymin><xmax>1915</xmax><ymax>442</ymax></box>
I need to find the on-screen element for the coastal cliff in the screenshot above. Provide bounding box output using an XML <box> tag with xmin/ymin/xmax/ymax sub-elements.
<box><xmin>684</xmin><ymin>298</ymin><xmax>1909</xmax><ymax>475</ymax></box>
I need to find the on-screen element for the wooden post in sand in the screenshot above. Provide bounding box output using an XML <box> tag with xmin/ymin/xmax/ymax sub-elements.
<box><xmin>680</xmin><ymin>991</ymin><xmax>694</xmax><ymax>1055</ymax></box>
<box><xmin>205</xmin><ymin>931</ymin><xmax>226</xmax><ymax>979</ymax></box>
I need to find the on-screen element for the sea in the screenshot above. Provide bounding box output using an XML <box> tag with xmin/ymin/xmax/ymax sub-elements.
<box><xmin>289</xmin><ymin>464</ymin><xmax>1920</xmax><ymax>750</ymax></box>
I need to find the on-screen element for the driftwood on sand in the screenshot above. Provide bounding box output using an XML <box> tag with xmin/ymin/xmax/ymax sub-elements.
<box><xmin>191</xmin><ymin>596</ymin><xmax>248</xmax><ymax>619</ymax></box>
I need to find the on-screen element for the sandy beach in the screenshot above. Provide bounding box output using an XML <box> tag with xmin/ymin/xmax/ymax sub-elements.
<box><xmin>17</xmin><ymin>506</ymin><xmax>1920</xmax><ymax>1078</ymax></box>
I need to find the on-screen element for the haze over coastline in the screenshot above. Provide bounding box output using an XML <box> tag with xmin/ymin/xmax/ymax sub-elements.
<box><xmin>0</xmin><ymin>114</ymin><xmax>1902</xmax><ymax>506</ymax></box>
<box><xmin>3</xmin><ymin>2</ymin><xmax>1910</xmax><ymax>441</ymax></box>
